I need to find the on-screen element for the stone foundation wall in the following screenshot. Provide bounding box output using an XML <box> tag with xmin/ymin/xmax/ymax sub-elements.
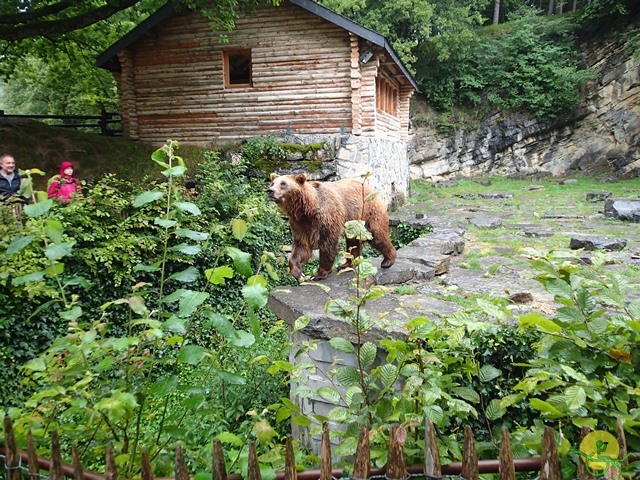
<box><xmin>276</xmin><ymin>133</ymin><xmax>409</xmax><ymax>210</ymax></box>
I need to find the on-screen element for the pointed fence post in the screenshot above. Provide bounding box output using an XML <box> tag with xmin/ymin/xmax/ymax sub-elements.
<box><xmin>352</xmin><ymin>425</ymin><xmax>370</xmax><ymax>480</ymax></box>
<box><xmin>284</xmin><ymin>435</ymin><xmax>297</xmax><ymax>480</ymax></box>
<box><xmin>141</xmin><ymin>448</ymin><xmax>154</xmax><ymax>480</ymax></box>
<box><xmin>175</xmin><ymin>444</ymin><xmax>189</xmax><ymax>480</ymax></box>
<box><xmin>540</xmin><ymin>426</ymin><xmax>561</xmax><ymax>480</ymax></box>
<box><xmin>424</xmin><ymin>418</ymin><xmax>441</xmax><ymax>476</ymax></box>
<box><xmin>247</xmin><ymin>442</ymin><xmax>262</xmax><ymax>480</ymax></box>
<box><xmin>212</xmin><ymin>439</ymin><xmax>227</xmax><ymax>480</ymax></box>
<box><xmin>3</xmin><ymin>415</ymin><xmax>21</xmax><ymax>480</ymax></box>
<box><xmin>50</xmin><ymin>430</ymin><xmax>64</xmax><ymax>480</ymax></box>
<box><xmin>105</xmin><ymin>445</ymin><xmax>118</xmax><ymax>480</ymax></box>
<box><xmin>27</xmin><ymin>430</ymin><xmax>39</xmax><ymax>480</ymax></box>
<box><xmin>460</xmin><ymin>425</ymin><xmax>479</xmax><ymax>480</ymax></box>
<box><xmin>616</xmin><ymin>416</ymin><xmax>628</xmax><ymax>469</ymax></box>
<box><xmin>499</xmin><ymin>428</ymin><xmax>515</xmax><ymax>480</ymax></box>
<box><xmin>385</xmin><ymin>424</ymin><xmax>407</xmax><ymax>480</ymax></box>
<box><xmin>72</xmin><ymin>445</ymin><xmax>84</xmax><ymax>480</ymax></box>
<box><xmin>320</xmin><ymin>422</ymin><xmax>332</xmax><ymax>480</ymax></box>
<box><xmin>577</xmin><ymin>425</ymin><xmax>595</xmax><ymax>480</ymax></box>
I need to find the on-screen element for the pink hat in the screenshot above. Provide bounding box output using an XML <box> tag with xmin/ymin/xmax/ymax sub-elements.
<box><xmin>60</xmin><ymin>161</ymin><xmax>74</xmax><ymax>175</ymax></box>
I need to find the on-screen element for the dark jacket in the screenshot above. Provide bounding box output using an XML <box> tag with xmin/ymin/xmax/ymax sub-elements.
<box><xmin>0</xmin><ymin>173</ymin><xmax>22</xmax><ymax>202</ymax></box>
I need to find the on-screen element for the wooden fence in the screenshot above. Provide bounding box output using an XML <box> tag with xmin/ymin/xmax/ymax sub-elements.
<box><xmin>0</xmin><ymin>110</ymin><xmax>121</xmax><ymax>136</ymax></box>
<box><xmin>1</xmin><ymin>415</ymin><xmax>635</xmax><ymax>480</ymax></box>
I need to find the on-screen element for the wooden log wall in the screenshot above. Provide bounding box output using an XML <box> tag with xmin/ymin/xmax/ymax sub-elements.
<box><xmin>114</xmin><ymin>2</ymin><xmax>413</xmax><ymax>145</ymax></box>
<box><xmin>5</xmin><ymin>415</ymin><xmax>636</xmax><ymax>480</ymax></box>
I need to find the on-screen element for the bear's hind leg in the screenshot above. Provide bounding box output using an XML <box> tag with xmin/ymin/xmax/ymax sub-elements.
<box><xmin>369</xmin><ymin>229</ymin><xmax>397</xmax><ymax>269</ymax></box>
<box><xmin>312</xmin><ymin>243</ymin><xmax>339</xmax><ymax>280</ymax></box>
<box><xmin>339</xmin><ymin>238</ymin><xmax>361</xmax><ymax>271</ymax></box>
<box><xmin>289</xmin><ymin>241</ymin><xmax>313</xmax><ymax>280</ymax></box>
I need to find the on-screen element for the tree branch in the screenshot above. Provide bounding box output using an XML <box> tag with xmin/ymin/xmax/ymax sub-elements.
<box><xmin>0</xmin><ymin>0</ymin><xmax>77</xmax><ymax>25</ymax></box>
<box><xmin>0</xmin><ymin>0</ymin><xmax>145</xmax><ymax>41</ymax></box>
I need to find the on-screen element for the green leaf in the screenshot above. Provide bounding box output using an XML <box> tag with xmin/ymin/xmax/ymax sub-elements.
<box><xmin>529</xmin><ymin>398</ymin><xmax>564</xmax><ymax>417</ymax></box>
<box><xmin>335</xmin><ymin>366</ymin><xmax>360</xmax><ymax>387</ymax></box>
<box><xmin>23</xmin><ymin>357</ymin><xmax>46</xmax><ymax>372</ymax></box>
<box><xmin>12</xmin><ymin>271</ymin><xmax>45</xmax><ymax>286</ymax></box>
<box><xmin>150</xmin><ymin>375</ymin><xmax>178</xmax><ymax>396</ymax></box>
<box><xmin>133</xmin><ymin>191</ymin><xmax>164</xmax><ymax>208</ymax></box>
<box><xmin>162</xmin><ymin>164</ymin><xmax>187</xmax><ymax>177</ymax></box>
<box><xmin>176</xmin><ymin>229</ymin><xmax>209</xmax><ymax>241</ymax></box>
<box><xmin>216</xmin><ymin>432</ymin><xmax>243</xmax><ymax>446</ymax></box>
<box><xmin>292</xmin><ymin>415</ymin><xmax>312</xmax><ymax>427</ymax></box>
<box><xmin>229</xmin><ymin>330</ymin><xmax>255</xmax><ymax>348</ymax></box>
<box><xmin>203</xmin><ymin>311</ymin><xmax>236</xmax><ymax>338</ymax></box>
<box><xmin>164</xmin><ymin>316</ymin><xmax>187</xmax><ymax>334</ymax></box>
<box><xmin>60</xmin><ymin>307</ymin><xmax>82</xmax><ymax>321</ymax></box>
<box><xmin>317</xmin><ymin>386</ymin><xmax>341</xmax><ymax>403</ymax></box>
<box><xmin>379</xmin><ymin>364</ymin><xmax>398</xmax><ymax>388</ymax></box>
<box><xmin>45</xmin><ymin>219</ymin><xmax>64</xmax><ymax>244</ymax></box>
<box><xmin>178</xmin><ymin>291</ymin><xmax>209</xmax><ymax>318</ymax></box>
<box><xmin>518</xmin><ymin>312</ymin><xmax>562</xmax><ymax>333</ymax></box>
<box><xmin>175</xmin><ymin>201</ymin><xmax>201</xmax><ymax>215</ymax></box>
<box><xmin>423</xmin><ymin>405</ymin><xmax>444</xmax><ymax>424</ymax></box>
<box><xmin>226</xmin><ymin>247</ymin><xmax>252</xmax><ymax>277</ymax></box>
<box><xmin>171</xmin><ymin>243</ymin><xmax>201</xmax><ymax>256</ymax></box>
<box><xmin>45</xmin><ymin>241</ymin><xmax>75</xmax><ymax>260</ymax></box>
<box><xmin>178</xmin><ymin>345</ymin><xmax>206</xmax><ymax>365</ymax></box>
<box><xmin>204</xmin><ymin>265</ymin><xmax>234</xmax><ymax>285</ymax></box>
<box><xmin>167</xmin><ymin>266</ymin><xmax>200</xmax><ymax>283</ymax></box>
<box><xmin>6</xmin><ymin>235</ymin><xmax>35</xmax><ymax>255</ymax></box>
<box><xmin>565</xmin><ymin>385</ymin><xmax>586</xmax><ymax>410</ymax></box>
<box><xmin>154</xmin><ymin>217</ymin><xmax>177</xmax><ymax>228</ymax></box>
<box><xmin>358</xmin><ymin>342</ymin><xmax>377</xmax><ymax>367</ymax></box>
<box><xmin>151</xmin><ymin>148</ymin><xmax>169</xmax><ymax>168</ymax></box>
<box><xmin>546</xmin><ymin>278</ymin><xmax>573</xmax><ymax>300</ymax></box>
<box><xmin>242</xmin><ymin>283</ymin><xmax>268</xmax><ymax>309</ymax></box>
<box><xmin>128</xmin><ymin>296</ymin><xmax>147</xmax><ymax>315</ymax></box>
<box><xmin>134</xmin><ymin>263</ymin><xmax>161</xmax><ymax>273</ymax></box>
<box><xmin>232</xmin><ymin>219</ymin><xmax>248</xmax><ymax>240</ymax></box>
<box><xmin>23</xmin><ymin>199</ymin><xmax>53</xmax><ymax>218</ymax></box>
<box><xmin>486</xmin><ymin>399</ymin><xmax>506</xmax><ymax>420</ymax></box>
<box><xmin>294</xmin><ymin>314</ymin><xmax>310</xmax><ymax>332</ymax></box>
<box><xmin>479</xmin><ymin>365</ymin><xmax>502</xmax><ymax>382</ymax></box>
<box><xmin>452</xmin><ymin>386</ymin><xmax>480</xmax><ymax>403</ymax></box>
<box><xmin>329</xmin><ymin>337</ymin><xmax>355</xmax><ymax>354</ymax></box>
<box><xmin>376</xmin><ymin>397</ymin><xmax>394</xmax><ymax>421</ymax></box>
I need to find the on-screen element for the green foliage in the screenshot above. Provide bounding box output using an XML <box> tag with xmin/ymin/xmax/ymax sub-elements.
<box><xmin>1</xmin><ymin>140</ymin><xmax>292</xmax><ymax>477</ymax></box>
<box><xmin>391</xmin><ymin>222</ymin><xmax>432</xmax><ymax>249</ymax></box>
<box><xmin>418</xmin><ymin>9</ymin><xmax>594</xmax><ymax>119</ymax></box>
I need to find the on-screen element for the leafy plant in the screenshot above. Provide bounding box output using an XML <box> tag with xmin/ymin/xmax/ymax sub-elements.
<box><xmin>3</xmin><ymin>140</ymin><xmax>289</xmax><ymax>477</ymax></box>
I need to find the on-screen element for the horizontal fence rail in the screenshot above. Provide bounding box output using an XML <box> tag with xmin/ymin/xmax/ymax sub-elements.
<box><xmin>0</xmin><ymin>110</ymin><xmax>122</xmax><ymax>136</ymax></box>
<box><xmin>1</xmin><ymin>416</ymin><xmax>637</xmax><ymax>480</ymax></box>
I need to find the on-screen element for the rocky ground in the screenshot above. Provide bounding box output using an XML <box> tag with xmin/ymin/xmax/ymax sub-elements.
<box><xmin>269</xmin><ymin>178</ymin><xmax>640</xmax><ymax>340</ymax></box>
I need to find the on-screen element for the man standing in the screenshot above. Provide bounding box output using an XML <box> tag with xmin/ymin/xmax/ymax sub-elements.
<box><xmin>0</xmin><ymin>153</ymin><xmax>23</xmax><ymax>202</ymax></box>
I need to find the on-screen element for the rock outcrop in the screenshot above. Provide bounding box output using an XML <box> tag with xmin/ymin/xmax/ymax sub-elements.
<box><xmin>408</xmin><ymin>17</ymin><xmax>640</xmax><ymax>180</ymax></box>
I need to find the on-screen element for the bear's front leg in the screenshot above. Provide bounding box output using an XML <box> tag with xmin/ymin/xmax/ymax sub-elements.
<box><xmin>289</xmin><ymin>241</ymin><xmax>312</xmax><ymax>280</ymax></box>
<box><xmin>312</xmin><ymin>243</ymin><xmax>339</xmax><ymax>280</ymax></box>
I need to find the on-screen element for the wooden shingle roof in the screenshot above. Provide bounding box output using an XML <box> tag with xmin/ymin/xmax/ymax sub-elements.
<box><xmin>96</xmin><ymin>0</ymin><xmax>418</xmax><ymax>91</ymax></box>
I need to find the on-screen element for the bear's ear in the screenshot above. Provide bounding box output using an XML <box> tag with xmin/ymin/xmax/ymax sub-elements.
<box><xmin>294</xmin><ymin>173</ymin><xmax>307</xmax><ymax>184</ymax></box>
<box><xmin>270</xmin><ymin>172</ymin><xmax>278</xmax><ymax>181</ymax></box>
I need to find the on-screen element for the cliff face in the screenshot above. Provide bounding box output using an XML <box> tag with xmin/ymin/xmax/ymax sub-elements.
<box><xmin>408</xmin><ymin>17</ymin><xmax>640</xmax><ymax>180</ymax></box>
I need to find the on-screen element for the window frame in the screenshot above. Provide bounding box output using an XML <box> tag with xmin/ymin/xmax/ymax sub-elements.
<box><xmin>223</xmin><ymin>49</ymin><xmax>252</xmax><ymax>88</ymax></box>
<box><xmin>376</xmin><ymin>75</ymin><xmax>398</xmax><ymax>116</ymax></box>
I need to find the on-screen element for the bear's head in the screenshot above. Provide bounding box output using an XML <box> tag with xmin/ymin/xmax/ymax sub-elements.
<box><xmin>267</xmin><ymin>173</ymin><xmax>307</xmax><ymax>204</ymax></box>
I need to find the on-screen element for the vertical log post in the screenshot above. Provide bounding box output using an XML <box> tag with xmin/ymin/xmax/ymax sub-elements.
<box><xmin>50</xmin><ymin>430</ymin><xmax>64</xmax><ymax>480</ymax></box>
<box><xmin>212</xmin><ymin>439</ymin><xmax>227</xmax><ymax>480</ymax></box>
<box><xmin>72</xmin><ymin>445</ymin><xmax>84</xmax><ymax>480</ymax></box>
<box><xmin>105</xmin><ymin>445</ymin><xmax>118</xmax><ymax>480</ymax></box>
<box><xmin>423</xmin><ymin>418</ymin><xmax>441</xmax><ymax>476</ymax></box>
<box><xmin>141</xmin><ymin>448</ymin><xmax>154</xmax><ymax>480</ymax></box>
<box><xmin>3</xmin><ymin>415</ymin><xmax>21</xmax><ymax>480</ymax></box>
<box><xmin>27</xmin><ymin>430</ymin><xmax>39</xmax><ymax>480</ymax></box>
<box><xmin>577</xmin><ymin>425</ymin><xmax>595</xmax><ymax>480</ymax></box>
<box><xmin>499</xmin><ymin>427</ymin><xmax>515</xmax><ymax>480</ymax></box>
<box><xmin>247</xmin><ymin>442</ymin><xmax>261</xmax><ymax>480</ymax></box>
<box><xmin>320</xmin><ymin>422</ymin><xmax>332</xmax><ymax>480</ymax></box>
<box><xmin>540</xmin><ymin>426</ymin><xmax>561</xmax><ymax>480</ymax></box>
<box><xmin>616</xmin><ymin>416</ymin><xmax>628</xmax><ymax>469</ymax></box>
<box><xmin>284</xmin><ymin>435</ymin><xmax>297</xmax><ymax>480</ymax></box>
<box><xmin>460</xmin><ymin>425</ymin><xmax>479</xmax><ymax>480</ymax></box>
<box><xmin>385</xmin><ymin>424</ymin><xmax>407</xmax><ymax>480</ymax></box>
<box><xmin>175</xmin><ymin>444</ymin><xmax>189</xmax><ymax>480</ymax></box>
<box><xmin>352</xmin><ymin>425</ymin><xmax>370</xmax><ymax>480</ymax></box>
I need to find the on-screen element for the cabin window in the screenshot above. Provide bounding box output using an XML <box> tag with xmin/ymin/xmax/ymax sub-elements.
<box><xmin>224</xmin><ymin>49</ymin><xmax>252</xmax><ymax>88</ymax></box>
<box><xmin>376</xmin><ymin>76</ymin><xmax>397</xmax><ymax>116</ymax></box>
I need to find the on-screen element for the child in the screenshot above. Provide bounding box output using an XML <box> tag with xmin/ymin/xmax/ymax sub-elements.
<box><xmin>48</xmin><ymin>160</ymin><xmax>82</xmax><ymax>202</ymax></box>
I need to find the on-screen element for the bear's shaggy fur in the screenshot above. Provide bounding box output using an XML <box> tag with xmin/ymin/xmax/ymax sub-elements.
<box><xmin>267</xmin><ymin>173</ymin><xmax>397</xmax><ymax>280</ymax></box>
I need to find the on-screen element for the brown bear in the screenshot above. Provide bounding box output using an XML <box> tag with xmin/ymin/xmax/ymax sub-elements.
<box><xmin>267</xmin><ymin>173</ymin><xmax>397</xmax><ymax>280</ymax></box>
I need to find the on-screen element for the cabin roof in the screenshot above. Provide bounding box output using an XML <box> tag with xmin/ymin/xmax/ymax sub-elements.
<box><xmin>96</xmin><ymin>0</ymin><xmax>418</xmax><ymax>91</ymax></box>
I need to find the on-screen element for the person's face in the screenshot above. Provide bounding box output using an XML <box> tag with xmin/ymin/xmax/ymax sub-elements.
<box><xmin>0</xmin><ymin>156</ymin><xmax>16</xmax><ymax>175</ymax></box>
<box><xmin>64</xmin><ymin>166</ymin><xmax>74</xmax><ymax>176</ymax></box>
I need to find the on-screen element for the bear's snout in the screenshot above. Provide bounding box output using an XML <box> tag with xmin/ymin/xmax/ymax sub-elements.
<box><xmin>266</xmin><ymin>187</ymin><xmax>277</xmax><ymax>202</ymax></box>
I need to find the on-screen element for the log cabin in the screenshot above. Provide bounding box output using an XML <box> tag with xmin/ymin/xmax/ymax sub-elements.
<box><xmin>97</xmin><ymin>0</ymin><xmax>418</xmax><ymax>207</ymax></box>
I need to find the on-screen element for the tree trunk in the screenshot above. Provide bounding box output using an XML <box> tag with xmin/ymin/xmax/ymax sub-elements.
<box><xmin>493</xmin><ymin>0</ymin><xmax>501</xmax><ymax>25</ymax></box>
